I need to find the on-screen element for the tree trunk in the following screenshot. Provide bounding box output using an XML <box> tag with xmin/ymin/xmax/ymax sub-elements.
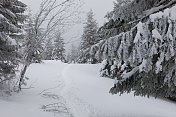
<box><xmin>18</xmin><ymin>64</ymin><xmax>28</xmax><ymax>91</ymax></box>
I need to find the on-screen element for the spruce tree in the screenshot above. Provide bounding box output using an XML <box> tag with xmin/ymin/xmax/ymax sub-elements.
<box><xmin>53</xmin><ymin>32</ymin><xmax>65</xmax><ymax>61</ymax></box>
<box><xmin>42</xmin><ymin>39</ymin><xmax>54</xmax><ymax>60</ymax></box>
<box><xmin>80</xmin><ymin>10</ymin><xmax>98</xmax><ymax>51</ymax></box>
<box><xmin>90</xmin><ymin>3</ymin><xmax>176</xmax><ymax>100</ymax></box>
<box><xmin>70</xmin><ymin>44</ymin><xmax>80</xmax><ymax>63</ymax></box>
<box><xmin>0</xmin><ymin>0</ymin><xmax>26</xmax><ymax>92</ymax></box>
<box><xmin>79</xmin><ymin>10</ymin><xmax>98</xmax><ymax>63</ymax></box>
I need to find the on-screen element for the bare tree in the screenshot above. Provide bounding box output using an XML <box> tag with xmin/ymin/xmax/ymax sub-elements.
<box><xmin>18</xmin><ymin>0</ymin><xmax>82</xmax><ymax>91</ymax></box>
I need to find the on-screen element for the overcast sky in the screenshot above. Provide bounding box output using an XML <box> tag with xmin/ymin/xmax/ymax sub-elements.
<box><xmin>21</xmin><ymin>0</ymin><xmax>114</xmax><ymax>53</ymax></box>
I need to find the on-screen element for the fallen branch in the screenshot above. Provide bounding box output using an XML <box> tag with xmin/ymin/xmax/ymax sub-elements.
<box><xmin>39</xmin><ymin>83</ymin><xmax>61</xmax><ymax>95</ymax></box>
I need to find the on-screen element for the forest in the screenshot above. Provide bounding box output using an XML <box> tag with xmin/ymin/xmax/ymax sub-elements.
<box><xmin>0</xmin><ymin>0</ymin><xmax>176</xmax><ymax>117</ymax></box>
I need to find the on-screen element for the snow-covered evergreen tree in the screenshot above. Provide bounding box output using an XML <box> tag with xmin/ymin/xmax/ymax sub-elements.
<box><xmin>69</xmin><ymin>44</ymin><xmax>80</xmax><ymax>63</ymax></box>
<box><xmin>108</xmin><ymin>0</ymin><xmax>172</xmax><ymax>22</ymax></box>
<box><xmin>79</xmin><ymin>10</ymin><xmax>98</xmax><ymax>63</ymax></box>
<box><xmin>90</xmin><ymin>4</ymin><xmax>176</xmax><ymax>100</ymax></box>
<box><xmin>42</xmin><ymin>38</ymin><xmax>54</xmax><ymax>60</ymax></box>
<box><xmin>101</xmin><ymin>0</ymin><xmax>175</xmax><ymax>41</ymax></box>
<box><xmin>0</xmin><ymin>0</ymin><xmax>26</xmax><ymax>93</ymax></box>
<box><xmin>53</xmin><ymin>32</ymin><xmax>65</xmax><ymax>61</ymax></box>
<box><xmin>80</xmin><ymin>10</ymin><xmax>98</xmax><ymax>51</ymax></box>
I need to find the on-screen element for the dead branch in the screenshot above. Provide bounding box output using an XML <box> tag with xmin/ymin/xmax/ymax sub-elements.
<box><xmin>39</xmin><ymin>83</ymin><xmax>61</xmax><ymax>95</ymax></box>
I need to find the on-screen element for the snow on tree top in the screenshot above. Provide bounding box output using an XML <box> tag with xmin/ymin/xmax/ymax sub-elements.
<box><xmin>150</xmin><ymin>5</ymin><xmax>176</xmax><ymax>21</ymax></box>
<box><xmin>152</xmin><ymin>29</ymin><xmax>162</xmax><ymax>40</ymax></box>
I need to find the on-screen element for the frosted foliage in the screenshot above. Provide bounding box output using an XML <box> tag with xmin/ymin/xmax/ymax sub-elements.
<box><xmin>152</xmin><ymin>29</ymin><xmax>162</xmax><ymax>40</ymax></box>
<box><xmin>7</xmin><ymin>36</ymin><xmax>17</xmax><ymax>45</ymax></box>
<box><xmin>0</xmin><ymin>0</ymin><xmax>26</xmax><ymax>93</ymax></box>
<box><xmin>150</xmin><ymin>6</ymin><xmax>176</xmax><ymax>21</ymax></box>
<box><xmin>53</xmin><ymin>33</ymin><xmax>65</xmax><ymax>61</ymax></box>
<box><xmin>134</xmin><ymin>22</ymin><xmax>143</xmax><ymax>43</ymax></box>
<box><xmin>122</xmin><ymin>67</ymin><xmax>139</xmax><ymax>79</ymax></box>
<box><xmin>139</xmin><ymin>59</ymin><xmax>147</xmax><ymax>73</ymax></box>
<box><xmin>80</xmin><ymin>10</ymin><xmax>98</xmax><ymax>51</ymax></box>
<box><xmin>100</xmin><ymin>59</ymin><xmax>109</xmax><ymax>77</ymax></box>
<box><xmin>101</xmin><ymin>60</ymin><xmax>108</xmax><ymax>70</ymax></box>
<box><xmin>89</xmin><ymin>5</ymin><xmax>176</xmax><ymax>94</ymax></box>
<box><xmin>0</xmin><ymin>14</ymin><xmax>5</xmax><ymax>19</ymax></box>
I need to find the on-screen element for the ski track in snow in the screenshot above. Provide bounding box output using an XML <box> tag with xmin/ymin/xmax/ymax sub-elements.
<box><xmin>1</xmin><ymin>60</ymin><xmax>176</xmax><ymax>117</ymax></box>
<box><xmin>60</xmin><ymin>64</ymin><xmax>97</xmax><ymax>117</ymax></box>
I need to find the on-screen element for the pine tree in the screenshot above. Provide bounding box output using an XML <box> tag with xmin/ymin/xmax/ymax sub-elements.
<box><xmin>109</xmin><ymin>0</ymin><xmax>171</xmax><ymax>22</ymax></box>
<box><xmin>42</xmin><ymin>39</ymin><xmax>54</xmax><ymax>60</ymax></box>
<box><xmin>114</xmin><ymin>0</ymin><xmax>132</xmax><ymax>8</ymax></box>
<box><xmin>53</xmin><ymin>32</ymin><xmax>65</xmax><ymax>61</ymax></box>
<box><xmin>90</xmin><ymin>4</ymin><xmax>176</xmax><ymax>100</ymax></box>
<box><xmin>79</xmin><ymin>10</ymin><xmax>99</xmax><ymax>63</ymax></box>
<box><xmin>69</xmin><ymin>44</ymin><xmax>80</xmax><ymax>63</ymax></box>
<box><xmin>0</xmin><ymin>0</ymin><xmax>26</xmax><ymax>92</ymax></box>
<box><xmin>80</xmin><ymin>10</ymin><xmax>98</xmax><ymax>51</ymax></box>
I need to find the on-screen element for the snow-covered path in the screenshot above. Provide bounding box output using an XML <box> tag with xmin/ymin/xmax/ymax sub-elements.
<box><xmin>1</xmin><ymin>61</ymin><xmax>176</xmax><ymax>117</ymax></box>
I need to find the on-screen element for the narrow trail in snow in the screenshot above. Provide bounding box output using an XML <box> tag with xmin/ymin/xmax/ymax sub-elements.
<box><xmin>1</xmin><ymin>61</ymin><xmax>176</xmax><ymax>117</ymax></box>
<box><xmin>57</xmin><ymin>63</ymin><xmax>176</xmax><ymax>117</ymax></box>
<box><xmin>59</xmin><ymin>64</ymin><xmax>97</xmax><ymax>117</ymax></box>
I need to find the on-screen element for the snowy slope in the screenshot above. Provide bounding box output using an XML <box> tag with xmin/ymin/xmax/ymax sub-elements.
<box><xmin>1</xmin><ymin>61</ymin><xmax>176</xmax><ymax>117</ymax></box>
<box><xmin>0</xmin><ymin>61</ymin><xmax>70</xmax><ymax>117</ymax></box>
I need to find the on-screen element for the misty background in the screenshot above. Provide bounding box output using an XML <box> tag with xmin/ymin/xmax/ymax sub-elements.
<box><xmin>20</xmin><ymin>0</ymin><xmax>114</xmax><ymax>53</ymax></box>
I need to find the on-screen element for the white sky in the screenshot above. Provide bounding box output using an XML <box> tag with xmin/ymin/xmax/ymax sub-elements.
<box><xmin>20</xmin><ymin>0</ymin><xmax>114</xmax><ymax>53</ymax></box>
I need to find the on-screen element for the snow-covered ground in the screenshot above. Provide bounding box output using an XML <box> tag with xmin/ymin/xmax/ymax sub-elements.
<box><xmin>1</xmin><ymin>60</ymin><xmax>176</xmax><ymax>117</ymax></box>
